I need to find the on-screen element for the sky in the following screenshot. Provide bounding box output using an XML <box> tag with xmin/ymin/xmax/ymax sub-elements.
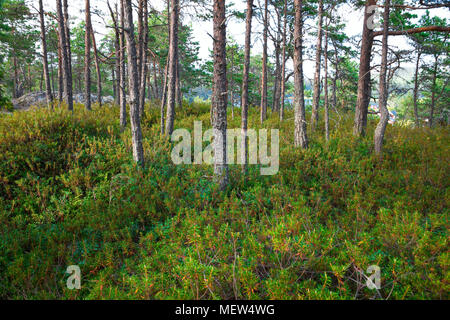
<box><xmin>39</xmin><ymin>0</ymin><xmax>449</xmax><ymax>80</ymax></box>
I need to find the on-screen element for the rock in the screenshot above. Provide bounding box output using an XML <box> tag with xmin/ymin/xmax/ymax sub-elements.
<box><xmin>12</xmin><ymin>91</ymin><xmax>47</xmax><ymax>110</ymax></box>
<box><xmin>11</xmin><ymin>92</ymin><xmax>116</xmax><ymax>111</ymax></box>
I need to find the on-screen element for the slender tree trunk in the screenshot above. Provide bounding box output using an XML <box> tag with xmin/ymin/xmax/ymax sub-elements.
<box><xmin>139</xmin><ymin>0</ymin><xmax>148</xmax><ymax>117</ymax></box>
<box><xmin>374</xmin><ymin>0</ymin><xmax>390</xmax><ymax>156</ymax></box>
<box><xmin>212</xmin><ymin>0</ymin><xmax>228</xmax><ymax>190</ymax></box>
<box><xmin>39</xmin><ymin>0</ymin><xmax>53</xmax><ymax>108</ymax></box>
<box><xmin>160</xmin><ymin>58</ymin><xmax>168</xmax><ymax>134</ymax></box>
<box><xmin>280</xmin><ymin>0</ymin><xmax>287</xmax><ymax>121</ymax></box>
<box><xmin>63</xmin><ymin>0</ymin><xmax>73</xmax><ymax>110</ymax></box>
<box><xmin>429</xmin><ymin>56</ymin><xmax>438</xmax><ymax>128</ymax></box>
<box><xmin>332</xmin><ymin>43</ymin><xmax>338</xmax><ymax>110</ymax></box>
<box><xmin>311</xmin><ymin>0</ymin><xmax>323</xmax><ymax>131</ymax></box>
<box><xmin>137</xmin><ymin>0</ymin><xmax>144</xmax><ymax>91</ymax></box>
<box><xmin>112</xmin><ymin>66</ymin><xmax>117</xmax><ymax>102</ymax></box>
<box><xmin>50</xmin><ymin>53</ymin><xmax>55</xmax><ymax>96</ymax></box>
<box><xmin>160</xmin><ymin>0</ymin><xmax>170</xmax><ymax>134</ymax></box>
<box><xmin>241</xmin><ymin>0</ymin><xmax>253</xmax><ymax>173</ymax></box>
<box><xmin>108</xmin><ymin>1</ymin><xmax>121</xmax><ymax>106</ymax></box>
<box><xmin>153</xmin><ymin>58</ymin><xmax>159</xmax><ymax>99</ymax></box>
<box><xmin>57</xmin><ymin>37</ymin><xmax>63</xmax><ymax>104</ymax></box>
<box><xmin>260</xmin><ymin>0</ymin><xmax>268</xmax><ymax>123</ymax></box>
<box><xmin>122</xmin><ymin>0</ymin><xmax>144</xmax><ymax>165</ymax></box>
<box><xmin>119</xmin><ymin>0</ymin><xmax>127</xmax><ymax>128</ymax></box>
<box><xmin>91</xmin><ymin>29</ymin><xmax>102</xmax><ymax>106</ymax></box>
<box><xmin>165</xmin><ymin>0</ymin><xmax>179</xmax><ymax>136</ymax></box>
<box><xmin>84</xmin><ymin>0</ymin><xmax>92</xmax><ymax>110</ymax></box>
<box><xmin>293</xmin><ymin>0</ymin><xmax>308</xmax><ymax>149</ymax></box>
<box><xmin>13</xmin><ymin>55</ymin><xmax>17</xmax><ymax>99</ymax></box>
<box><xmin>175</xmin><ymin>61</ymin><xmax>182</xmax><ymax>108</ymax></box>
<box><xmin>354</xmin><ymin>0</ymin><xmax>377</xmax><ymax>137</ymax></box>
<box><xmin>229</xmin><ymin>46</ymin><xmax>234</xmax><ymax>119</ymax></box>
<box><xmin>272</xmin><ymin>40</ymin><xmax>281</xmax><ymax>113</ymax></box>
<box><xmin>323</xmin><ymin>20</ymin><xmax>329</xmax><ymax>141</ymax></box>
<box><xmin>413</xmin><ymin>50</ymin><xmax>421</xmax><ymax>127</ymax></box>
<box><xmin>57</xmin><ymin>0</ymin><xmax>73</xmax><ymax>111</ymax></box>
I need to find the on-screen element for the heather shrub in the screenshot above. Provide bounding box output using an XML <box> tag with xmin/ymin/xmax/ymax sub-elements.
<box><xmin>0</xmin><ymin>102</ymin><xmax>448</xmax><ymax>299</ymax></box>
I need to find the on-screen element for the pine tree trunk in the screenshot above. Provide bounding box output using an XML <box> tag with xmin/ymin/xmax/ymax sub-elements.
<box><xmin>272</xmin><ymin>40</ymin><xmax>281</xmax><ymax>113</ymax></box>
<box><xmin>374</xmin><ymin>0</ymin><xmax>390</xmax><ymax>156</ymax></box>
<box><xmin>84</xmin><ymin>0</ymin><xmax>92</xmax><ymax>110</ymax></box>
<box><xmin>57</xmin><ymin>37</ymin><xmax>63</xmax><ymax>104</ymax></box>
<box><xmin>165</xmin><ymin>0</ymin><xmax>179</xmax><ymax>136</ymax></box>
<box><xmin>260</xmin><ymin>0</ymin><xmax>268</xmax><ymax>123</ymax></box>
<box><xmin>139</xmin><ymin>0</ymin><xmax>148</xmax><ymax>117</ymax></box>
<box><xmin>311</xmin><ymin>0</ymin><xmax>323</xmax><ymax>131</ymax></box>
<box><xmin>354</xmin><ymin>0</ymin><xmax>377</xmax><ymax>137</ymax></box>
<box><xmin>119</xmin><ymin>1</ymin><xmax>127</xmax><ymax>128</ymax></box>
<box><xmin>413</xmin><ymin>51</ymin><xmax>421</xmax><ymax>127</ymax></box>
<box><xmin>229</xmin><ymin>47</ymin><xmax>234</xmax><ymax>119</ymax></box>
<box><xmin>429</xmin><ymin>56</ymin><xmax>438</xmax><ymax>128</ymax></box>
<box><xmin>39</xmin><ymin>0</ymin><xmax>53</xmax><ymax>108</ymax></box>
<box><xmin>175</xmin><ymin>61</ymin><xmax>182</xmax><ymax>108</ymax></box>
<box><xmin>160</xmin><ymin>0</ymin><xmax>170</xmax><ymax>134</ymax></box>
<box><xmin>160</xmin><ymin>58</ymin><xmax>168</xmax><ymax>134</ymax></box>
<box><xmin>57</xmin><ymin>0</ymin><xmax>73</xmax><ymax>111</ymax></box>
<box><xmin>241</xmin><ymin>0</ymin><xmax>253</xmax><ymax>173</ymax></box>
<box><xmin>332</xmin><ymin>44</ymin><xmax>338</xmax><ymax>111</ymax></box>
<box><xmin>280</xmin><ymin>0</ymin><xmax>287</xmax><ymax>121</ymax></box>
<box><xmin>323</xmin><ymin>20</ymin><xmax>329</xmax><ymax>141</ymax></box>
<box><xmin>91</xmin><ymin>29</ymin><xmax>102</xmax><ymax>106</ymax></box>
<box><xmin>293</xmin><ymin>0</ymin><xmax>308</xmax><ymax>149</ymax></box>
<box><xmin>122</xmin><ymin>0</ymin><xmax>145</xmax><ymax>165</ymax></box>
<box><xmin>212</xmin><ymin>0</ymin><xmax>229</xmax><ymax>190</ymax></box>
<box><xmin>107</xmin><ymin>1</ymin><xmax>121</xmax><ymax>106</ymax></box>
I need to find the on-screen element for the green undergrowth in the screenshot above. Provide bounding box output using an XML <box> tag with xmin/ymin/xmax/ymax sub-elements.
<box><xmin>0</xmin><ymin>101</ymin><xmax>448</xmax><ymax>299</ymax></box>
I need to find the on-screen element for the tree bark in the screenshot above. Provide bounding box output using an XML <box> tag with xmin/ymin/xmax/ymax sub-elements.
<box><xmin>413</xmin><ymin>50</ymin><xmax>421</xmax><ymax>127</ymax></box>
<box><xmin>229</xmin><ymin>46</ymin><xmax>235</xmax><ymax>119</ymax></box>
<box><xmin>56</xmin><ymin>0</ymin><xmax>73</xmax><ymax>111</ymax></box>
<box><xmin>139</xmin><ymin>0</ymin><xmax>149</xmax><ymax>117</ymax></box>
<box><xmin>84</xmin><ymin>0</ymin><xmax>92</xmax><ymax>110</ymax></box>
<box><xmin>272</xmin><ymin>39</ymin><xmax>281</xmax><ymax>113</ymax></box>
<box><xmin>241</xmin><ymin>0</ymin><xmax>253</xmax><ymax>173</ymax></box>
<box><xmin>12</xmin><ymin>54</ymin><xmax>18</xmax><ymax>99</ymax></box>
<box><xmin>57</xmin><ymin>35</ymin><xmax>63</xmax><ymax>104</ymax></box>
<box><xmin>293</xmin><ymin>0</ymin><xmax>308</xmax><ymax>149</ymax></box>
<box><xmin>137</xmin><ymin>0</ymin><xmax>144</xmax><ymax>91</ymax></box>
<box><xmin>107</xmin><ymin>1</ymin><xmax>121</xmax><ymax>106</ymax></box>
<box><xmin>324</xmin><ymin>20</ymin><xmax>329</xmax><ymax>142</ymax></box>
<box><xmin>175</xmin><ymin>60</ymin><xmax>182</xmax><ymax>108</ymax></box>
<box><xmin>91</xmin><ymin>28</ymin><xmax>102</xmax><ymax>106</ymax></box>
<box><xmin>119</xmin><ymin>0</ymin><xmax>127</xmax><ymax>128</ymax></box>
<box><xmin>374</xmin><ymin>0</ymin><xmax>390</xmax><ymax>155</ymax></box>
<box><xmin>311</xmin><ymin>0</ymin><xmax>323</xmax><ymax>131</ymax></box>
<box><xmin>260</xmin><ymin>0</ymin><xmax>268</xmax><ymax>123</ymax></box>
<box><xmin>160</xmin><ymin>0</ymin><xmax>170</xmax><ymax>134</ymax></box>
<box><xmin>212</xmin><ymin>0</ymin><xmax>229</xmax><ymax>190</ymax></box>
<box><xmin>280</xmin><ymin>0</ymin><xmax>287</xmax><ymax>121</ymax></box>
<box><xmin>429</xmin><ymin>55</ymin><xmax>438</xmax><ymax>128</ymax></box>
<box><xmin>160</xmin><ymin>58</ymin><xmax>168</xmax><ymax>134</ymax></box>
<box><xmin>39</xmin><ymin>0</ymin><xmax>53</xmax><ymax>108</ymax></box>
<box><xmin>354</xmin><ymin>0</ymin><xmax>377</xmax><ymax>137</ymax></box>
<box><xmin>332</xmin><ymin>43</ymin><xmax>338</xmax><ymax>111</ymax></box>
<box><xmin>122</xmin><ymin>0</ymin><xmax>145</xmax><ymax>165</ymax></box>
<box><xmin>165</xmin><ymin>0</ymin><xmax>179</xmax><ymax>136</ymax></box>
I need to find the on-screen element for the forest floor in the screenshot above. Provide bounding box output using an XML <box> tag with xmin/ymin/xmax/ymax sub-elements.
<box><xmin>0</xmin><ymin>101</ymin><xmax>448</xmax><ymax>299</ymax></box>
